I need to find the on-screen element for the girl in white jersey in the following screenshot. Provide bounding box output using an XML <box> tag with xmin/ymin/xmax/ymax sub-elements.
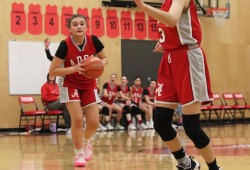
<box><xmin>134</xmin><ymin>0</ymin><xmax>222</xmax><ymax>170</ymax></box>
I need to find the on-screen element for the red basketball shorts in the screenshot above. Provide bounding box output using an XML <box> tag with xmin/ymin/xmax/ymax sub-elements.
<box><xmin>59</xmin><ymin>87</ymin><xmax>101</xmax><ymax>107</ymax></box>
<box><xmin>155</xmin><ymin>45</ymin><xmax>213</xmax><ymax>106</ymax></box>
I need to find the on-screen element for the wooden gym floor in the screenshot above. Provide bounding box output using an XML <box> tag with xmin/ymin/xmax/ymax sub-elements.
<box><xmin>0</xmin><ymin>124</ymin><xmax>249</xmax><ymax>170</ymax></box>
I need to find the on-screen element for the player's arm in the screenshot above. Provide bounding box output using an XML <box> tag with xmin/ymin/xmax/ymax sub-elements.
<box><xmin>102</xmin><ymin>83</ymin><xmax>110</xmax><ymax>98</ymax></box>
<box><xmin>144</xmin><ymin>95</ymin><xmax>155</xmax><ymax>106</ymax></box>
<box><xmin>134</xmin><ymin>0</ymin><xmax>188</xmax><ymax>27</ymax></box>
<box><xmin>119</xmin><ymin>91</ymin><xmax>130</xmax><ymax>101</ymax></box>
<box><xmin>92</xmin><ymin>35</ymin><xmax>108</xmax><ymax>67</ymax></box>
<box><xmin>44</xmin><ymin>38</ymin><xmax>54</xmax><ymax>61</ymax></box>
<box><xmin>49</xmin><ymin>41</ymin><xmax>84</xmax><ymax>77</ymax></box>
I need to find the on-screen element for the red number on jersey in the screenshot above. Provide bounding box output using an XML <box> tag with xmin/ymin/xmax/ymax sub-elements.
<box><xmin>28</xmin><ymin>4</ymin><xmax>42</xmax><ymax>35</ymax></box>
<box><xmin>148</xmin><ymin>16</ymin><xmax>158</xmax><ymax>40</ymax></box>
<box><xmin>91</xmin><ymin>8</ymin><xmax>104</xmax><ymax>37</ymax></box>
<box><xmin>120</xmin><ymin>10</ymin><xmax>133</xmax><ymax>39</ymax></box>
<box><xmin>11</xmin><ymin>3</ymin><xmax>26</xmax><ymax>35</ymax></box>
<box><xmin>44</xmin><ymin>5</ymin><xmax>59</xmax><ymax>36</ymax></box>
<box><xmin>106</xmin><ymin>9</ymin><xmax>119</xmax><ymax>38</ymax></box>
<box><xmin>61</xmin><ymin>6</ymin><xmax>73</xmax><ymax>36</ymax></box>
<box><xmin>134</xmin><ymin>11</ymin><xmax>146</xmax><ymax>40</ymax></box>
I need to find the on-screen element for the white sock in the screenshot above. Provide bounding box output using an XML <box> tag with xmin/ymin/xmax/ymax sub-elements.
<box><xmin>74</xmin><ymin>148</ymin><xmax>84</xmax><ymax>154</ymax></box>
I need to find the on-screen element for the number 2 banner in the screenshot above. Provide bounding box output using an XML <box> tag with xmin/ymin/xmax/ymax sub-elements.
<box><xmin>11</xmin><ymin>3</ymin><xmax>26</xmax><ymax>35</ymax></box>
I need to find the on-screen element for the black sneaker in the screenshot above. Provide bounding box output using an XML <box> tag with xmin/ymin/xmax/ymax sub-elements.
<box><xmin>176</xmin><ymin>156</ymin><xmax>200</xmax><ymax>170</ymax></box>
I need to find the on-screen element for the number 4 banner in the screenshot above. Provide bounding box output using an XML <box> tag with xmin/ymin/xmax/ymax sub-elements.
<box><xmin>11</xmin><ymin>3</ymin><xmax>26</xmax><ymax>35</ymax></box>
<box><xmin>106</xmin><ymin>9</ymin><xmax>119</xmax><ymax>38</ymax></box>
<box><xmin>44</xmin><ymin>5</ymin><xmax>59</xmax><ymax>36</ymax></box>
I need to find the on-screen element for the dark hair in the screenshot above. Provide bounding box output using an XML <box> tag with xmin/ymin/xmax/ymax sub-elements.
<box><xmin>47</xmin><ymin>73</ymin><xmax>56</xmax><ymax>83</ymax></box>
<box><xmin>133</xmin><ymin>76</ymin><xmax>142</xmax><ymax>81</ymax></box>
<box><xmin>194</xmin><ymin>0</ymin><xmax>207</xmax><ymax>15</ymax></box>
<box><xmin>67</xmin><ymin>14</ymin><xmax>87</xmax><ymax>28</ymax></box>
<box><xmin>110</xmin><ymin>73</ymin><xmax>117</xmax><ymax>78</ymax></box>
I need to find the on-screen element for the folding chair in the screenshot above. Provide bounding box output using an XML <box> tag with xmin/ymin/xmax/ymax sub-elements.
<box><xmin>18</xmin><ymin>96</ymin><xmax>46</xmax><ymax>132</ymax></box>
<box><xmin>222</xmin><ymin>93</ymin><xmax>237</xmax><ymax>123</ymax></box>
<box><xmin>207</xmin><ymin>93</ymin><xmax>225</xmax><ymax>124</ymax></box>
<box><xmin>233</xmin><ymin>93</ymin><xmax>250</xmax><ymax>123</ymax></box>
<box><xmin>41</xmin><ymin>99</ymin><xmax>64</xmax><ymax>133</ymax></box>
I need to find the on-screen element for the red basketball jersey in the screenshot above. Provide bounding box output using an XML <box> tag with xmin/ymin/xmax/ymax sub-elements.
<box><xmin>131</xmin><ymin>85</ymin><xmax>143</xmax><ymax>105</ymax></box>
<box><xmin>157</xmin><ymin>0</ymin><xmax>202</xmax><ymax>50</ymax></box>
<box><xmin>59</xmin><ymin>35</ymin><xmax>96</xmax><ymax>90</ymax></box>
<box><xmin>145</xmin><ymin>87</ymin><xmax>155</xmax><ymax>102</ymax></box>
<box><xmin>101</xmin><ymin>83</ymin><xmax>119</xmax><ymax>105</ymax></box>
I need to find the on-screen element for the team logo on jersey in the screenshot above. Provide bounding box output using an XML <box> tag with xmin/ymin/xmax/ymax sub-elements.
<box><xmin>71</xmin><ymin>89</ymin><xmax>79</xmax><ymax>98</ymax></box>
<box><xmin>156</xmin><ymin>83</ymin><xmax>163</xmax><ymax>97</ymax></box>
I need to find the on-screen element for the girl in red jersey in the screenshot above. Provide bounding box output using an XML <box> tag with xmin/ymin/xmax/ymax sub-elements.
<box><xmin>134</xmin><ymin>0</ymin><xmax>221</xmax><ymax>170</ymax></box>
<box><xmin>49</xmin><ymin>14</ymin><xmax>108</xmax><ymax>167</ymax></box>
<box><xmin>102</xmin><ymin>73</ymin><xmax>131</xmax><ymax>130</ymax></box>
<box><xmin>129</xmin><ymin>76</ymin><xmax>150</xmax><ymax>129</ymax></box>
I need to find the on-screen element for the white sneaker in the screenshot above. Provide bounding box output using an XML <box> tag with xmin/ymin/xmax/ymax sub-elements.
<box><xmin>106</xmin><ymin>123</ymin><xmax>114</xmax><ymax>130</ymax></box>
<box><xmin>84</xmin><ymin>142</ymin><xmax>92</xmax><ymax>161</ymax></box>
<box><xmin>116</xmin><ymin>124</ymin><xmax>125</xmax><ymax>130</ymax></box>
<box><xmin>99</xmin><ymin>123</ymin><xmax>107</xmax><ymax>131</ymax></box>
<box><xmin>66</xmin><ymin>128</ymin><xmax>71</xmax><ymax>135</ymax></box>
<box><xmin>128</xmin><ymin>123</ymin><xmax>136</xmax><ymax>130</ymax></box>
<box><xmin>74</xmin><ymin>152</ymin><xmax>86</xmax><ymax>167</ymax></box>
<box><xmin>139</xmin><ymin>123</ymin><xmax>148</xmax><ymax>129</ymax></box>
<box><xmin>146</xmin><ymin>122</ymin><xmax>154</xmax><ymax>129</ymax></box>
<box><xmin>172</xmin><ymin>124</ymin><xmax>177</xmax><ymax>129</ymax></box>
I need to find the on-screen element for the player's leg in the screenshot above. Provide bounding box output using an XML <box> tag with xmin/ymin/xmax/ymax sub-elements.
<box><xmin>112</xmin><ymin>103</ymin><xmax>125</xmax><ymax>130</ymax></box>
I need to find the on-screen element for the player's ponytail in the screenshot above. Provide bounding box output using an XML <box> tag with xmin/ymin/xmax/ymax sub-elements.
<box><xmin>194</xmin><ymin>0</ymin><xmax>207</xmax><ymax>15</ymax></box>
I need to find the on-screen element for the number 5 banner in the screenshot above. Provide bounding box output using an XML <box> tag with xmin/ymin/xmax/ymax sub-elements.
<box><xmin>91</xmin><ymin>8</ymin><xmax>104</xmax><ymax>37</ymax></box>
<box><xmin>44</xmin><ymin>5</ymin><xmax>59</xmax><ymax>36</ymax></box>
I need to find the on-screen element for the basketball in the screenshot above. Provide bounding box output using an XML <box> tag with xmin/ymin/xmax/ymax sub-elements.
<box><xmin>83</xmin><ymin>56</ymin><xmax>104</xmax><ymax>79</ymax></box>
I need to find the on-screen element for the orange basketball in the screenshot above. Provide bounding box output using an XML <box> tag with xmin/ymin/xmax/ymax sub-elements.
<box><xmin>83</xmin><ymin>57</ymin><xmax>104</xmax><ymax>79</ymax></box>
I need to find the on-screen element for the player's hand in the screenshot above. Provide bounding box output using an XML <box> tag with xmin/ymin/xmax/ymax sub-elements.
<box><xmin>153</xmin><ymin>42</ymin><xmax>165</xmax><ymax>53</ymax></box>
<box><xmin>73</xmin><ymin>61</ymin><xmax>85</xmax><ymax>75</ymax></box>
<box><xmin>134</xmin><ymin>0</ymin><xmax>146</xmax><ymax>8</ymax></box>
<box><xmin>44</xmin><ymin>38</ymin><xmax>51</xmax><ymax>50</ymax></box>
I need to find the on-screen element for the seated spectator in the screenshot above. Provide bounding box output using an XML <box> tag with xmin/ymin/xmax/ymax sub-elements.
<box><xmin>41</xmin><ymin>73</ymin><xmax>71</xmax><ymax>134</ymax></box>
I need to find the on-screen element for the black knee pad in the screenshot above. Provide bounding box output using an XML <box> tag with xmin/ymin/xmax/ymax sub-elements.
<box><xmin>182</xmin><ymin>114</ymin><xmax>210</xmax><ymax>149</ymax></box>
<box><xmin>131</xmin><ymin>106</ymin><xmax>140</xmax><ymax>116</ymax></box>
<box><xmin>101</xmin><ymin>106</ymin><xmax>109</xmax><ymax>116</ymax></box>
<box><xmin>154</xmin><ymin>107</ymin><xmax>177</xmax><ymax>141</ymax></box>
<box><xmin>123</xmin><ymin>105</ymin><xmax>131</xmax><ymax>114</ymax></box>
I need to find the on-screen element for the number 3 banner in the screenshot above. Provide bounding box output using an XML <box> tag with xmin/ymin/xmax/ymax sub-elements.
<box><xmin>91</xmin><ymin>8</ymin><xmax>104</xmax><ymax>37</ymax></box>
<box><xmin>28</xmin><ymin>4</ymin><xmax>42</xmax><ymax>35</ymax></box>
<box><xmin>106</xmin><ymin>9</ymin><xmax>119</xmax><ymax>38</ymax></box>
<box><xmin>11</xmin><ymin>3</ymin><xmax>26</xmax><ymax>35</ymax></box>
<box><xmin>44</xmin><ymin>5</ymin><xmax>59</xmax><ymax>36</ymax></box>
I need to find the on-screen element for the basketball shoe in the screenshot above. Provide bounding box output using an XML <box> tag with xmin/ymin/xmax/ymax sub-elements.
<box><xmin>176</xmin><ymin>156</ymin><xmax>200</xmax><ymax>170</ymax></box>
<box><xmin>84</xmin><ymin>142</ymin><xmax>93</xmax><ymax>161</ymax></box>
<box><xmin>74</xmin><ymin>152</ymin><xmax>86</xmax><ymax>167</ymax></box>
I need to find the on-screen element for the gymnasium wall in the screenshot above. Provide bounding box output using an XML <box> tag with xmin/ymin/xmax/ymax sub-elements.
<box><xmin>0</xmin><ymin>0</ymin><xmax>249</xmax><ymax>128</ymax></box>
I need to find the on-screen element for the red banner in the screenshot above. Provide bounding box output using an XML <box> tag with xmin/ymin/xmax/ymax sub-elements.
<box><xmin>106</xmin><ymin>9</ymin><xmax>119</xmax><ymax>38</ymax></box>
<box><xmin>28</xmin><ymin>4</ymin><xmax>42</xmax><ymax>35</ymax></box>
<box><xmin>148</xmin><ymin>16</ymin><xmax>158</xmax><ymax>40</ymax></box>
<box><xmin>134</xmin><ymin>11</ymin><xmax>146</xmax><ymax>40</ymax></box>
<box><xmin>91</xmin><ymin>8</ymin><xmax>104</xmax><ymax>37</ymax></box>
<box><xmin>44</xmin><ymin>5</ymin><xmax>59</xmax><ymax>36</ymax></box>
<box><xmin>11</xmin><ymin>3</ymin><xmax>26</xmax><ymax>35</ymax></box>
<box><xmin>120</xmin><ymin>11</ymin><xmax>133</xmax><ymax>39</ymax></box>
<box><xmin>61</xmin><ymin>6</ymin><xmax>73</xmax><ymax>36</ymax></box>
<box><xmin>77</xmin><ymin>8</ymin><xmax>90</xmax><ymax>35</ymax></box>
